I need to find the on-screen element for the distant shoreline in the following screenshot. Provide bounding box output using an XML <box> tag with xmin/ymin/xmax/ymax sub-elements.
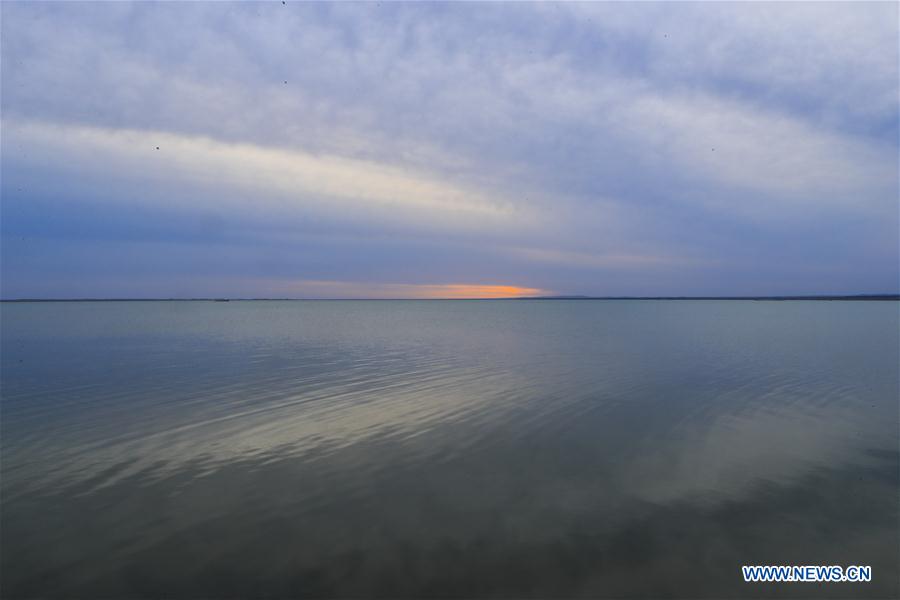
<box><xmin>1</xmin><ymin>295</ymin><xmax>898</xmax><ymax>302</ymax></box>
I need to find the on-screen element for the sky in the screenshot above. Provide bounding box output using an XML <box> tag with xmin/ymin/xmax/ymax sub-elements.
<box><xmin>1</xmin><ymin>2</ymin><xmax>897</xmax><ymax>299</ymax></box>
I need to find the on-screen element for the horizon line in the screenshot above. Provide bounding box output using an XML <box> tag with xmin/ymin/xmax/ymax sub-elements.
<box><xmin>1</xmin><ymin>294</ymin><xmax>898</xmax><ymax>302</ymax></box>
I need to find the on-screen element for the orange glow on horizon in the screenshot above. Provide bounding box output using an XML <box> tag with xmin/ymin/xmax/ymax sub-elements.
<box><xmin>414</xmin><ymin>284</ymin><xmax>545</xmax><ymax>299</ymax></box>
<box><xmin>274</xmin><ymin>280</ymin><xmax>549</xmax><ymax>299</ymax></box>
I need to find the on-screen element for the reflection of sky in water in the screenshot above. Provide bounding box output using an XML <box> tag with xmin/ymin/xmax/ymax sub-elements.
<box><xmin>1</xmin><ymin>301</ymin><xmax>897</xmax><ymax>598</ymax></box>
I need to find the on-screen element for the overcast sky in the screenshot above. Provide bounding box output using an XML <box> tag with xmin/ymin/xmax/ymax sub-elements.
<box><xmin>1</xmin><ymin>2</ymin><xmax>897</xmax><ymax>298</ymax></box>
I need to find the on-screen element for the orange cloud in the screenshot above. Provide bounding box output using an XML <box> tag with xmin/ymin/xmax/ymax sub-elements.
<box><xmin>412</xmin><ymin>284</ymin><xmax>545</xmax><ymax>299</ymax></box>
<box><xmin>272</xmin><ymin>280</ymin><xmax>547</xmax><ymax>299</ymax></box>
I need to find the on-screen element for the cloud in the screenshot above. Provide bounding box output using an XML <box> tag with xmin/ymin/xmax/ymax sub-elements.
<box><xmin>2</xmin><ymin>119</ymin><xmax>522</xmax><ymax>229</ymax></box>
<box><xmin>268</xmin><ymin>281</ymin><xmax>547</xmax><ymax>300</ymax></box>
<box><xmin>1</xmin><ymin>2</ymin><xmax>897</xmax><ymax>297</ymax></box>
<box><xmin>614</xmin><ymin>91</ymin><xmax>897</xmax><ymax>216</ymax></box>
<box><xmin>557</xmin><ymin>2</ymin><xmax>898</xmax><ymax>133</ymax></box>
<box><xmin>507</xmin><ymin>247</ymin><xmax>712</xmax><ymax>270</ymax></box>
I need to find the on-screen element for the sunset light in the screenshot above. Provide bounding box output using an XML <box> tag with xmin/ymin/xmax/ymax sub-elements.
<box><xmin>1</xmin><ymin>3</ymin><xmax>897</xmax><ymax>598</ymax></box>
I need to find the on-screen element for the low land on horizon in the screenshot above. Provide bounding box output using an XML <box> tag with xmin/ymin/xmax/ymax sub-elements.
<box><xmin>2</xmin><ymin>295</ymin><xmax>898</xmax><ymax>302</ymax></box>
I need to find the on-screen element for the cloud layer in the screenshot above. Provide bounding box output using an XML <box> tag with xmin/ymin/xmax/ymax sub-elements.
<box><xmin>1</xmin><ymin>2</ymin><xmax>897</xmax><ymax>297</ymax></box>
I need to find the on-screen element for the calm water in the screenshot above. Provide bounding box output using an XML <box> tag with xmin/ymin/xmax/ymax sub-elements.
<box><xmin>1</xmin><ymin>300</ymin><xmax>897</xmax><ymax>598</ymax></box>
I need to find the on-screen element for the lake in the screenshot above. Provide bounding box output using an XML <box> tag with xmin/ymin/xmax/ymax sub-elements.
<box><xmin>1</xmin><ymin>300</ymin><xmax>897</xmax><ymax>598</ymax></box>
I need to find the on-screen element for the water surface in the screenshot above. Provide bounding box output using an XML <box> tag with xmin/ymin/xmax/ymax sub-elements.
<box><xmin>1</xmin><ymin>300</ymin><xmax>897</xmax><ymax>598</ymax></box>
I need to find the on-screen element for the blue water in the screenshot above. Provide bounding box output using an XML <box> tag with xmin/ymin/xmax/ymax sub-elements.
<box><xmin>1</xmin><ymin>300</ymin><xmax>897</xmax><ymax>598</ymax></box>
